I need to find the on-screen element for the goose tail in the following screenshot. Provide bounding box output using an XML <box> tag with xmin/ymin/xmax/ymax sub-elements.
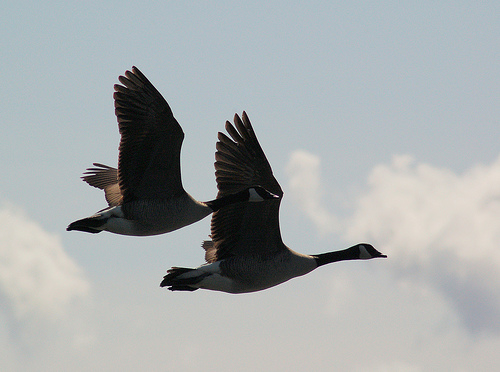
<box><xmin>66</xmin><ymin>216</ymin><xmax>105</xmax><ymax>233</ymax></box>
<box><xmin>160</xmin><ymin>267</ymin><xmax>206</xmax><ymax>291</ymax></box>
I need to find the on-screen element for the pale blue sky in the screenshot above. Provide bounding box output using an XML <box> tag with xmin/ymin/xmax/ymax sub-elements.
<box><xmin>1</xmin><ymin>1</ymin><xmax>499</xmax><ymax>371</ymax></box>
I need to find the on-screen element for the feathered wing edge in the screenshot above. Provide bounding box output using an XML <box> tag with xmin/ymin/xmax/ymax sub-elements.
<box><xmin>113</xmin><ymin>67</ymin><xmax>185</xmax><ymax>202</ymax></box>
<box><xmin>215</xmin><ymin>112</ymin><xmax>283</xmax><ymax>198</ymax></box>
<box><xmin>205</xmin><ymin>112</ymin><xmax>284</xmax><ymax>263</ymax></box>
<box><xmin>81</xmin><ymin>163</ymin><xmax>123</xmax><ymax>207</ymax></box>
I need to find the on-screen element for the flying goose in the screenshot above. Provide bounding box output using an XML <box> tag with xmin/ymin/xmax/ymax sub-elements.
<box><xmin>67</xmin><ymin>68</ymin><xmax>278</xmax><ymax>236</ymax></box>
<box><xmin>160</xmin><ymin>112</ymin><xmax>386</xmax><ymax>293</ymax></box>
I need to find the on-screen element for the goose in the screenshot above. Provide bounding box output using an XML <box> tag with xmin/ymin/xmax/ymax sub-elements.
<box><xmin>67</xmin><ymin>67</ymin><xmax>278</xmax><ymax>236</ymax></box>
<box><xmin>160</xmin><ymin>112</ymin><xmax>386</xmax><ymax>293</ymax></box>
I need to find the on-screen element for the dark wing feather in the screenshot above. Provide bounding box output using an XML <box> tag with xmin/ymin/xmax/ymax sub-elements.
<box><xmin>114</xmin><ymin>66</ymin><xmax>185</xmax><ymax>202</ymax></box>
<box><xmin>81</xmin><ymin>163</ymin><xmax>123</xmax><ymax>206</ymax></box>
<box><xmin>207</xmin><ymin>112</ymin><xmax>285</xmax><ymax>263</ymax></box>
<box><xmin>215</xmin><ymin>113</ymin><xmax>282</xmax><ymax>197</ymax></box>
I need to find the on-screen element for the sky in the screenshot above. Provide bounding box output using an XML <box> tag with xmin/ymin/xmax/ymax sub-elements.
<box><xmin>1</xmin><ymin>1</ymin><xmax>499</xmax><ymax>371</ymax></box>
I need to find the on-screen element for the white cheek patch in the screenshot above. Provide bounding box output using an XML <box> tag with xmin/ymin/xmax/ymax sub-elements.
<box><xmin>359</xmin><ymin>245</ymin><xmax>372</xmax><ymax>259</ymax></box>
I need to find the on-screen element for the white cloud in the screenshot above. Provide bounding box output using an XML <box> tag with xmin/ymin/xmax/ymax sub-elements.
<box><xmin>3</xmin><ymin>151</ymin><xmax>500</xmax><ymax>371</ymax></box>
<box><xmin>0</xmin><ymin>193</ymin><xmax>498</xmax><ymax>371</ymax></box>
<box><xmin>286</xmin><ymin>151</ymin><xmax>500</xmax><ymax>335</ymax></box>
<box><xmin>0</xmin><ymin>203</ymin><xmax>90</xmax><ymax>321</ymax></box>
<box><xmin>285</xmin><ymin>150</ymin><xmax>339</xmax><ymax>235</ymax></box>
<box><xmin>0</xmin><ymin>201</ymin><xmax>94</xmax><ymax>368</ymax></box>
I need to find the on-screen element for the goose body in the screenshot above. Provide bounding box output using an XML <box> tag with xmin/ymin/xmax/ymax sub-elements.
<box><xmin>164</xmin><ymin>247</ymin><xmax>317</xmax><ymax>293</ymax></box>
<box><xmin>71</xmin><ymin>193</ymin><xmax>214</xmax><ymax>236</ymax></box>
<box><xmin>67</xmin><ymin>67</ymin><xmax>276</xmax><ymax>236</ymax></box>
<box><xmin>161</xmin><ymin>112</ymin><xmax>386</xmax><ymax>293</ymax></box>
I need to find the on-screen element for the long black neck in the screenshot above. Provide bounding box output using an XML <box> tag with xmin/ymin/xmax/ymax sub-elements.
<box><xmin>204</xmin><ymin>189</ymin><xmax>250</xmax><ymax>212</ymax></box>
<box><xmin>313</xmin><ymin>246</ymin><xmax>361</xmax><ymax>267</ymax></box>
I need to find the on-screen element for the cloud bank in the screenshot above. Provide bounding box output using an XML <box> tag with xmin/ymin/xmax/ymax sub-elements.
<box><xmin>286</xmin><ymin>151</ymin><xmax>500</xmax><ymax>335</ymax></box>
<box><xmin>0</xmin><ymin>203</ymin><xmax>90</xmax><ymax>321</ymax></box>
<box><xmin>285</xmin><ymin>150</ymin><xmax>339</xmax><ymax>235</ymax></box>
<box><xmin>0</xmin><ymin>201</ymin><xmax>93</xmax><ymax>366</ymax></box>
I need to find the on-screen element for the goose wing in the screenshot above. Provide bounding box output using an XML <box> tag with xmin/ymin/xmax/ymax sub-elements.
<box><xmin>205</xmin><ymin>112</ymin><xmax>285</xmax><ymax>263</ymax></box>
<box><xmin>114</xmin><ymin>67</ymin><xmax>185</xmax><ymax>203</ymax></box>
<box><xmin>81</xmin><ymin>163</ymin><xmax>123</xmax><ymax>206</ymax></box>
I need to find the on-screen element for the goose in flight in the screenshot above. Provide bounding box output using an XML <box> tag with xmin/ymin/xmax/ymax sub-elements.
<box><xmin>67</xmin><ymin>68</ymin><xmax>278</xmax><ymax>236</ymax></box>
<box><xmin>161</xmin><ymin>112</ymin><xmax>386</xmax><ymax>293</ymax></box>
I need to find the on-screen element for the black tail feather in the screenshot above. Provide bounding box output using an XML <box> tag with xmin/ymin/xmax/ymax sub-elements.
<box><xmin>167</xmin><ymin>285</ymin><xmax>199</xmax><ymax>292</ymax></box>
<box><xmin>160</xmin><ymin>267</ymin><xmax>207</xmax><ymax>291</ymax></box>
<box><xmin>66</xmin><ymin>216</ymin><xmax>105</xmax><ymax>233</ymax></box>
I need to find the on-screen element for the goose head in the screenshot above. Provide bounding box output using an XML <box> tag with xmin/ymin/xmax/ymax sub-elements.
<box><xmin>313</xmin><ymin>243</ymin><xmax>386</xmax><ymax>267</ymax></box>
<box><xmin>356</xmin><ymin>243</ymin><xmax>387</xmax><ymax>259</ymax></box>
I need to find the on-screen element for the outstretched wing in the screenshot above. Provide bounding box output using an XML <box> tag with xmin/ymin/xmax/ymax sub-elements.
<box><xmin>114</xmin><ymin>66</ymin><xmax>185</xmax><ymax>203</ymax></box>
<box><xmin>81</xmin><ymin>163</ymin><xmax>123</xmax><ymax>207</ymax></box>
<box><xmin>205</xmin><ymin>112</ymin><xmax>285</xmax><ymax>263</ymax></box>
